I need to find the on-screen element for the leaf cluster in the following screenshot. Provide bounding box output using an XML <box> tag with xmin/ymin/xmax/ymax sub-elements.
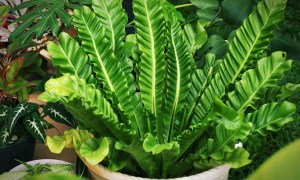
<box><xmin>39</xmin><ymin>0</ymin><xmax>299</xmax><ymax>178</ymax></box>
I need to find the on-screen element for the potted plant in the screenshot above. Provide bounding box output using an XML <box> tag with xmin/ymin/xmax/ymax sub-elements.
<box><xmin>38</xmin><ymin>0</ymin><xmax>298</xmax><ymax>179</ymax></box>
<box><xmin>0</xmin><ymin>35</ymin><xmax>75</xmax><ymax>173</ymax></box>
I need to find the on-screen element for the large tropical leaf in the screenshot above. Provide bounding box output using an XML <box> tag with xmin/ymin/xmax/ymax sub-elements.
<box><xmin>39</xmin><ymin>74</ymin><xmax>134</xmax><ymax>144</ymax></box>
<box><xmin>163</xmin><ymin>11</ymin><xmax>193</xmax><ymax>141</ymax></box>
<box><xmin>43</xmin><ymin>102</ymin><xmax>75</xmax><ymax>127</ymax></box>
<box><xmin>91</xmin><ymin>0</ymin><xmax>127</xmax><ymax>60</ymax></box>
<box><xmin>133</xmin><ymin>0</ymin><xmax>166</xmax><ymax>119</ymax></box>
<box><xmin>227</xmin><ymin>51</ymin><xmax>292</xmax><ymax>111</ymax></box>
<box><xmin>245</xmin><ymin>101</ymin><xmax>296</xmax><ymax>136</ymax></box>
<box><xmin>9</xmin><ymin>0</ymin><xmax>91</xmax><ymax>42</ymax></box>
<box><xmin>184</xmin><ymin>54</ymin><xmax>220</xmax><ymax>126</ymax></box>
<box><xmin>72</xmin><ymin>6</ymin><xmax>135</xmax><ymax>129</ymax></box>
<box><xmin>47</xmin><ymin>32</ymin><xmax>98</xmax><ymax>86</ymax></box>
<box><xmin>193</xmin><ymin>0</ymin><xmax>287</xmax><ymax>121</ymax></box>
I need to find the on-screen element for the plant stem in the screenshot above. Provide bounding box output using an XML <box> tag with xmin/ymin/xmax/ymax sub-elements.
<box><xmin>175</xmin><ymin>3</ymin><xmax>193</xmax><ymax>9</ymax></box>
<box><xmin>127</xmin><ymin>21</ymin><xmax>134</xmax><ymax>26</ymax></box>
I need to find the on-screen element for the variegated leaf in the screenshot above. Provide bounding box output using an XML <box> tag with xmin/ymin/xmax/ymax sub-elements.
<box><xmin>43</xmin><ymin>102</ymin><xmax>75</xmax><ymax>127</ymax></box>
<box><xmin>23</xmin><ymin>113</ymin><xmax>46</xmax><ymax>143</ymax></box>
<box><xmin>7</xmin><ymin>102</ymin><xmax>38</xmax><ymax>133</ymax></box>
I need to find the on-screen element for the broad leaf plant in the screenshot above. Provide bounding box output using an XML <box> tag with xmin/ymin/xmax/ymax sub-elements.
<box><xmin>39</xmin><ymin>0</ymin><xmax>298</xmax><ymax>178</ymax></box>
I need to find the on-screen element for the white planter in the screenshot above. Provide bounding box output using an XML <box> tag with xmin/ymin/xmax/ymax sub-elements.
<box><xmin>10</xmin><ymin>159</ymin><xmax>73</xmax><ymax>172</ymax></box>
<box><xmin>83</xmin><ymin>159</ymin><xmax>230</xmax><ymax>180</ymax></box>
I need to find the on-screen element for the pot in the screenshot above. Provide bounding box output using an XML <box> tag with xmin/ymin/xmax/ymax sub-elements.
<box><xmin>82</xmin><ymin>159</ymin><xmax>230</xmax><ymax>180</ymax></box>
<box><xmin>0</xmin><ymin>135</ymin><xmax>35</xmax><ymax>173</ymax></box>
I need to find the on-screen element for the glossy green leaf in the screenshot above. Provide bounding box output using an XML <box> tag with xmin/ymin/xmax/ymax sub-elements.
<box><xmin>46</xmin><ymin>135</ymin><xmax>67</xmax><ymax>154</ymax></box>
<box><xmin>43</xmin><ymin>102</ymin><xmax>75</xmax><ymax>127</ymax></box>
<box><xmin>219</xmin><ymin>148</ymin><xmax>251</xmax><ymax>168</ymax></box>
<box><xmin>163</xmin><ymin>11</ymin><xmax>193</xmax><ymax>141</ymax></box>
<box><xmin>133</xmin><ymin>0</ymin><xmax>166</xmax><ymax>120</ymax></box>
<box><xmin>278</xmin><ymin>83</ymin><xmax>300</xmax><ymax>100</ymax></box>
<box><xmin>47</xmin><ymin>33</ymin><xmax>98</xmax><ymax>86</ymax></box>
<box><xmin>7</xmin><ymin>102</ymin><xmax>38</xmax><ymax>133</ymax></box>
<box><xmin>73</xmin><ymin>6</ymin><xmax>135</xmax><ymax>129</ymax></box>
<box><xmin>194</xmin><ymin>0</ymin><xmax>287</xmax><ymax>120</ymax></box>
<box><xmin>183</xmin><ymin>21</ymin><xmax>208</xmax><ymax>55</ymax></box>
<box><xmin>221</xmin><ymin>0</ymin><xmax>253</xmax><ymax>25</ymax></box>
<box><xmin>79</xmin><ymin>137</ymin><xmax>109</xmax><ymax>165</ymax></box>
<box><xmin>197</xmin><ymin>35</ymin><xmax>228</xmax><ymax>60</ymax></box>
<box><xmin>190</xmin><ymin>0</ymin><xmax>218</xmax><ymax>9</ymax></box>
<box><xmin>227</xmin><ymin>52</ymin><xmax>291</xmax><ymax>111</ymax></box>
<box><xmin>39</xmin><ymin>74</ymin><xmax>133</xmax><ymax>143</ymax></box>
<box><xmin>245</xmin><ymin>101</ymin><xmax>296</xmax><ymax>136</ymax></box>
<box><xmin>23</xmin><ymin>113</ymin><xmax>46</xmax><ymax>143</ymax></box>
<box><xmin>143</xmin><ymin>133</ymin><xmax>174</xmax><ymax>154</ymax></box>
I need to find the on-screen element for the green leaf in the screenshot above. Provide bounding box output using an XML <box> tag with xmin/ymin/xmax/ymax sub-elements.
<box><xmin>278</xmin><ymin>83</ymin><xmax>300</xmax><ymax>100</ymax></box>
<box><xmin>245</xmin><ymin>101</ymin><xmax>296</xmax><ymax>136</ymax></box>
<box><xmin>0</xmin><ymin>5</ymin><xmax>9</xmax><ymax>27</ymax></box>
<box><xmin>163</xmin><ymin>10</ymin><xmax>193</xmax><ymax>141</ymax></box>
<box><xmin>194</xmin><ymin>0</ymin><xmax>287</xmax><ymax>120</ymax></box>
<box><xmin>227</xmin><ymin>52</ymin><xmax>292</xmax><ymax>111</ymax></box>
<box><xmin>92</xmin><ymin>0</ymin><xmax>127</xmax><ymax>60</ymax></box>
<box><xmin>0</xmin><ymin>125</ymin><xmax>11</xmax><ymax>147</ymax></box>
<box><xmin>221</xmin><ymin>0</ymin><xmax>253</xmax><ymax>25</ymax></box>
<box><xmin>209</xmin><ymin>122</ymin><xmax>252</xmax><ymax>160</ymax></box>
<box><xmin>46</xmin><ymin>135</ymin><xmax>67</xmax><ymax>154</ymax></box>
<box><xmin>183</xmin><ymin>21</ymin><xmax>208</xmax><ymax>55</ymax></box>
<box><xmin>8</xmin><ymin>102</ymin><xmax>38</xmax><ymax>133</ymax></box>
<box><xmin>39</xmin><ymin>74</ymin><xmax>133</xmax><ymax>143</ymax></box>
<box><xmin>143</xmin><ymin>133</ymin><xmax>174</xmax><ymax>154</ymax></box>
<box><xmin>73</xmin><ymin>6</ymin><xmax>135</xmax><ymax>129</ymax></box>
<box><xmin>79</xmin><ymin>137</ymin><xmax>109</xmax><ymax>165</ymax></box>
<box><xmin>198</xmin><ymin>35</ymin><xmax>228</xmax><ymax>60</ymax></box>
<box><xmin>190</xmin><ymin>0</ymin><xmax>218</xmax><ymax>9</ymax></box>
<box><xmin>133</xmin><ymin>0</ymin><xmax>166</xmax><ymax>119</ymax></box>
<box><xmin>219</xmin><ymin>148</ymin><xmax>251</xmax><ymax>168</ymax></box>
<box><xmin>23</xmin><ymin>113</ymin><xmax>46</xmax><ymax>143</ymax></box>
<box><xmin>47</xmin><ymin>33</ymin><xmax>98</xmax><ymax>86</ymax></box>
<box><xmin>5</xmin><ymin>58</ymin><xmax>23</xmax><ymax>83</ymax></box>
<box><xmin>43</xmin><ymin>102</ymin><xmax>75</xmax><ymax>127</ymax></box>
<box><xmin>0</xmin><ymin>106</ymin><xmax>9</xmax><ymax>121</ymax></box>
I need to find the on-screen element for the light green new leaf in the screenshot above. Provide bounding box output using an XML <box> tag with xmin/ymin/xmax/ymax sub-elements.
<box><xmin>133</xmin><ymin>0</ymin><xmax>166</xmax><ymax>118</ymax></box>
<box><xmin>209</xmin><ymin>122</ymin><xmax>252</xmax><ymax>160</ymax></box>
<box><xmin>227</xmin><ymin>52</ymin><xmax>291</xmax><ymax>111</ymax></box>
<box><xmin>163</xmin><ymin>11</ymin><xmax>193</xmax><ymax>141</ymax></box>
<box><xmin>80</xmin><ymin>137</ymin><xmax>109</xmax><ymax>165</ymax></box>
<box><xmin>195</xmin><ymin>0</ymin><xmax>287</xmax><ymax>120</ymax></box>
<box><xmin>278</xmin><ymin>83</ymin><xmax>300</xmax><ymax>100</ymax></box>
<box><xmin>46</xmin><ymin>135</ymin><xmax>67</xmax><ymax>154</ymax></box>
<box><xmin>73</xmin><ymin>6</ymin><xmax>135</xmax><ymax>129</ymax></box>
<box><xmin>220</xmin><ymin>148</ymin><xmax>251</xmax><ymax>168</ymax></box>
<box><xmin>183</xmin><ymin>21</ymin><xmax>208</xmax><ymax>55</ymax></box>
<box><xmin>245</xmin><ymin>101</ymin><xmax>296</xmax><ymax>136</ymax></box>
<box><xmin>143</xmin><ymin>133</ymin><xmax>174</xmax><ymax>154</ymax></box>
<box><xmin>39</xmin><ymin>74</ymin><xmax>133</xmax><ymax>143</ymax></box>
<box><xmin>47</xmin><ymin>32</ymin><xmax>98</xmax><ymax>86</ymax></box>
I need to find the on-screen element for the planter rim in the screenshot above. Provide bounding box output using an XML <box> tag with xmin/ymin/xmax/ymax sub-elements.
<box><xmin>82</xmin><ymin>157</ymin><xmax>230</xmax><ymax>180</ymax></box>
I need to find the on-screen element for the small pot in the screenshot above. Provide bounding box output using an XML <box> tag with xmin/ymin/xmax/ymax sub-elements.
<box><xmin>82</xmin><ymin>158</ymin><xmax>230</xmax><ymax>180</ymax></box>
<box><xmin>0</xmin><ymin>135</ymin><xmax>35</xmax><ymax>173</ymax></box>
<box><xmin>10</xmin><ymin>159</ymin><xmax>73</xmax><ymax>172</ymax></box>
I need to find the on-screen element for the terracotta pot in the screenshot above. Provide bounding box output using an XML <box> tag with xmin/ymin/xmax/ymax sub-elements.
<box><xmin>82</xmin><ymin>158</ymin><xmax>230</xmax><ymax>180</ymax></box>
